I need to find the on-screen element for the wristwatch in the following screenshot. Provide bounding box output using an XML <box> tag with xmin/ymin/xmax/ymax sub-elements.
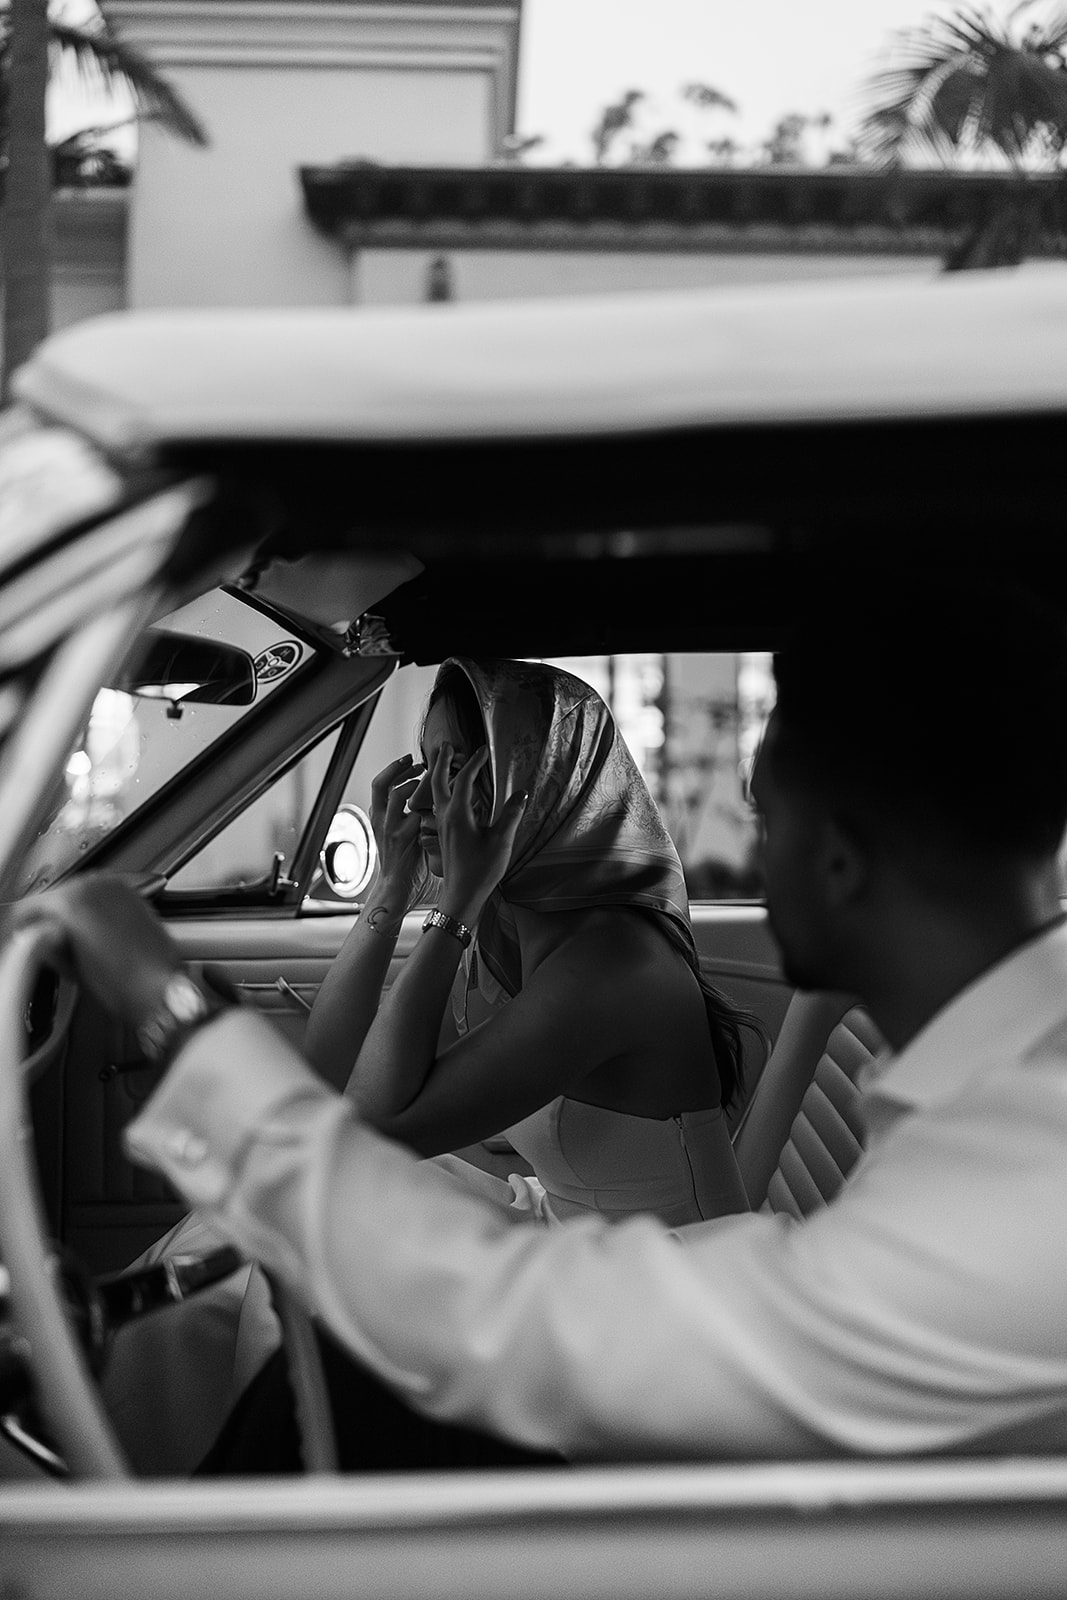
<box><xmin>136</xmin><ymin>972</ymin><xmax>229</xmax><ymax>1066</ymax></box>
<box><xmin>422</xmin><ymin>908</ymin><xmax>474</xmax><ymax>948</ymax></box>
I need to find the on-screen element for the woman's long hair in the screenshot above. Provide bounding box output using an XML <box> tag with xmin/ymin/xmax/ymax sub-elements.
<box><xmin>643</xmin><ymin>911</ymin><xmax>767</xmax><ymax>1111</ymax></box>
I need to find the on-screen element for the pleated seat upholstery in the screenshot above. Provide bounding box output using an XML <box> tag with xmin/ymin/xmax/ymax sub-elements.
<box><xmin>761</xmin><ymin>1006</ymin><xmax>884</xmax><ymax>1220</ymax></box>
<box><xmin>733</xmin><ymin>994</ymin><xmax>885</xmax><ymax>1217</ymax></box>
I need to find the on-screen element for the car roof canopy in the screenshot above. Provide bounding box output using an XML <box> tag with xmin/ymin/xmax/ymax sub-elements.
<box><xmin>15</xmin><ymin>267</ymin><xmax>1067</xmax><ymax>458</ymax></box>
<box><xmin>13</xmin><ymin>270</ymin><xmax>1067</xmax><ymax>654</ymax></box>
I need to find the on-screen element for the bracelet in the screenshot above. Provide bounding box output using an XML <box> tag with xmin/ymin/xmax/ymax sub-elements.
<box><xmin>136</xmin><ymin>972</ymin><xmax>229</xmax><ymax>1066</ymax></box>
<box><xmin>422</xmin><ymin>909</ymin><xmax>474</xmax><ymax>948</ymax></box>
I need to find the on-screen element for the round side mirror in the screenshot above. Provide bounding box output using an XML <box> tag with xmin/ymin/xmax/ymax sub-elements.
<box><xmin>319</xmin><ymin>805</ymin><xmax>377</xmax><ymax>900</ymax></box>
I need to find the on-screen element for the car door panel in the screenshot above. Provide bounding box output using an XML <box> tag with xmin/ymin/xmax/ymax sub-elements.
<box><xmin>170</xmin><ymin>914</ymin><xmax>423</xmax><ymax>1047</ymax></box>
<box><xmin>55</xmin><ymin>911</ymin><xmax>418</xmax><ymax>1272</ymax></box>
<box><xmin>56</xmin><ymin>991</ymin><xmax>191</xmax><ymax>1272</ymax></box>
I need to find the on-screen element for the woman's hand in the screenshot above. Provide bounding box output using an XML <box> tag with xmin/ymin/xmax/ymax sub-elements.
<box><xmin>368</xmin><ymin>754</ymin><xmax>425</xmax><ymax>899</ymax></box>
<box><xmin>431</xmin><ymin>744</ymin><xmax>527</xmax><ymax>920</ymax></box>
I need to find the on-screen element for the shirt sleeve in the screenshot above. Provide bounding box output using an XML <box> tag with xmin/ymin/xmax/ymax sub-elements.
<box><xmin>124</xmin><ymin>1010</ymin><xmax>1067</xmax><ymax>1461</ymax></box>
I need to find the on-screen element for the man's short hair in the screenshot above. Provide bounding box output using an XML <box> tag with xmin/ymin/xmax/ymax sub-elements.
<box><xmin>770</xmin><ymin>572</ymin><xmax>1067</xmax><ymax>861</ymax></box>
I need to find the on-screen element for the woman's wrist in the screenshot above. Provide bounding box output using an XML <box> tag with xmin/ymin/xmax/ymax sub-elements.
<box><xmin>422</xmin><ymin>908</ymin><xmax>474</xmax><ymax>948</ymax></box>
<box><xmin>438</xmin><ymin>887</ymin><xmax>489</xmax><ymax>927</ymax></box>
<box><xmin>364</xmin><ymin>870</ymin><xmax>417</xmax><ymax>918</ymax></box>
<box><xmin>359</xmin><ymin>898</ymin><xmax>406</xmax><ymax>940</ymax></box>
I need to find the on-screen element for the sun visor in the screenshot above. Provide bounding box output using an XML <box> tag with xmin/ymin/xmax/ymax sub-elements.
<box><xmin>235</xmin><ymin>550</ymin><xmax>424</xmax><ymax>655</ymax></box>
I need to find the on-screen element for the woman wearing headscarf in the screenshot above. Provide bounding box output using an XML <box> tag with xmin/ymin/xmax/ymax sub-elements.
<box><xmin>190</xmin><ymin>657</ymin><xmax>760</xmax><ymax>1475</ymax></box>
<box><xmin>305</xmin><ymin>656</ymin><xmax>756</xmax><ymax>1228</ymax></box>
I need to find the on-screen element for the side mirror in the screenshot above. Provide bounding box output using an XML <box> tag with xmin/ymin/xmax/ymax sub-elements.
<box><xmin>115</xmin><ymin>628</ymin><xmax>257</xmax><ymax>711</ymax></box>
<box><xmin>319</xmin><ymin>805</ymin><xmax>378</xmax><ymax>901</ymax></box>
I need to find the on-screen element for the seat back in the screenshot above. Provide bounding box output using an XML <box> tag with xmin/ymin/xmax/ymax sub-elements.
<box><xmin>732</xmin><ymin>992</ymin><xmax>884</xmax><ymax>1217</ymax></box>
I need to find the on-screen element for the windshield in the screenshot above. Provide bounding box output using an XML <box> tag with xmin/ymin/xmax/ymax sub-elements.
<box><xmin>18</xmin><ymin>588</ymin><xmax>314</xmax><ymax>893</ymax></box>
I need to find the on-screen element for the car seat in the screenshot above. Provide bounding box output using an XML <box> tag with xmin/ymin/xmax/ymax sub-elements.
<box><xmin>732</xmin><ymin>992</ymin><xmax>885</xmax><ymax>1217</ymax></box>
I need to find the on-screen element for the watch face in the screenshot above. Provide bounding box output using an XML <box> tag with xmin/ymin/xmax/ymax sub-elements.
<box><xmin>138</xmin><ymin>973</ymin><xmax>212</xmax><ymax>1060</ymax></box>
<box><xmin>163</xmin><ymin>973</ymin><xmax>210</xmax><ymax>1024</ymax></box>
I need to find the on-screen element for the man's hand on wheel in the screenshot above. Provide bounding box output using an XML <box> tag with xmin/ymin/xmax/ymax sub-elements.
<box><xmin>10</xmin><ymin>876</ymin><xmax>182</xmax><ymax>1032</ymax></box>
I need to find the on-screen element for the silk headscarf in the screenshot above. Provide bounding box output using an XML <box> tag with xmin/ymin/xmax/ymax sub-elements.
<box><xmin>430</xmin><ymin>657</ymin><xmax>697</xmax><ymax>998</ymax></box>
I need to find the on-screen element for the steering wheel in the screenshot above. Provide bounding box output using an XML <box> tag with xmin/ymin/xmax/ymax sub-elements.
<box><xmin>0</xmin><ymin>923</ymin><xmax>337</xmax><ymax>1477</ymax></box>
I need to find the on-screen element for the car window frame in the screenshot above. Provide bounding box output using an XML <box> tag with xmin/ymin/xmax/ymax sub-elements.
<box><xmin>67</xmin><ymin>601</ymin><xmax>397</xmax><ymax>896</ymax></box>
<box><xmin>156</xmin><ymin>690</ymin><xmax>384</xmax><ymax>915</ymax></box>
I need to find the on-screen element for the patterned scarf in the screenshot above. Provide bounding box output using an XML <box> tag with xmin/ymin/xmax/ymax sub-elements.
<box><xmin>434</xmin><ymin>657</ymin><xmax>695</xmax><ymax>997</ymax></box>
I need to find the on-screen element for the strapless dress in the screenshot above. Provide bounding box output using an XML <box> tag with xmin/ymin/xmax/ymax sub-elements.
<box><xmin>502</xmin><ymin>1095</ymin><xmax>749</xmax><ymax>1226</ymax></box>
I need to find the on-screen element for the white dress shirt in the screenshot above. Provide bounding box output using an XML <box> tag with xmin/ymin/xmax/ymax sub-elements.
<box><xmin>125</xmin><ymin>919</ymin><xmax>1067</xmax><ymax>1461</ymax></box>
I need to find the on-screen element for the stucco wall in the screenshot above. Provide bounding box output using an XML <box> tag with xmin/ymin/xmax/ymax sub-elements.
<box><xmin>110</xmin><ymin>0</ymin><xmax>521</xmax><ymax>311</ymax></box>
<box><xmin>129</xmin><ymin>64</ymin><xmax>493</xmax><ymax>308</ymax></box>
<box><xmin>355</xmin><ymin>245</ymin><xmax>940</xmax><ymax>305</ymax></box>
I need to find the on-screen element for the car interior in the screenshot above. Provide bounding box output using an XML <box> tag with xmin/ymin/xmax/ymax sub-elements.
<box><xmin>0</xmin><ymin>435</ymin><xmax>897</xmax><ymax>1485</ymax></box>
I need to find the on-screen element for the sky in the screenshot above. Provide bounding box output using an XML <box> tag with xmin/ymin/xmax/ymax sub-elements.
<box><xmin>514</xmin><ymin>0</ymin><xmax>993</xmax><ymax>165</ymax></box>
<box><xmin>53</xmin><ymin>0</ymin><xmax>935</xmax><ymax>156</ymax></box>
<box><xmin>48</xmin><ymin>1</ymin><xmax>1059</xmax><ymax>165</ymax></box>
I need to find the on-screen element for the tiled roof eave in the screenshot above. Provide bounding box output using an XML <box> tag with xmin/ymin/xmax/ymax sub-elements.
<box><xmin>300</xmin><ymin>162</ymin><xmax>1067</xmax><ymax>254</ymax></box>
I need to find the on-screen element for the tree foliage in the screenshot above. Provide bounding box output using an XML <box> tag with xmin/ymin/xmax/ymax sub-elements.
<box><xmin>591</xmin><ymin>88</ymin><xmax>645</xmax><ymax>164</ymax></box>
<box><xmin>681</xmin><ymin>81</ymin><xmax>739</xmax><ymax>115</ymax></box>
<box><xmin>587</xmin><ymin>81</ymin><xmax>741</xmax><ymax>167</ymax></box>
<box><xmin>858</xmin><ymin>2</ymin><xmax>1067</xmax><ymax>167</ymax></box>
<box><xmin>1</xmin><ymin>1</ymin><xmax>208</xmax><ymax>168</ymax></box>
<box><xmin>1</xmin><ymin>0</ymin><xmax>206</xmax><ymax>400</ymax></box>
<box><xmin>761</xmin><ymin>110</ymin><xmax>833</xmax><ymax>164</ymax></box>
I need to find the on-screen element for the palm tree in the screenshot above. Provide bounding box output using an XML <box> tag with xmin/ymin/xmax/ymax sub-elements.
<box><xmin>1</xmin><ymin>0</ymin><xmax>207</xmax><ymax>400</ymax></box>
<box><xmin>3</xmin><ymin>0</ymin><xmax>50</xmax><ymax>401</ymax></box>
<box><xmin>859</xmin><ymin>2</ymin><xmax>1067</xmax><ymax>167</ymax></box>
<box><xmin>857</xmin><ymin>3</ymin><xmax>1067</xmax><ymax>267</ymax></box>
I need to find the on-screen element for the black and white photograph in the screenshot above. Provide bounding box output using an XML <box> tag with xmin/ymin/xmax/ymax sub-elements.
<box><xmin>3</xmin><ymin>2</ymin><xmax>1067</xmax><ymax>1595</ymax></box>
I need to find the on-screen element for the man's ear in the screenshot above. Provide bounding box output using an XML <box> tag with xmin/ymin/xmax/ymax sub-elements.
<box><xmin>821</xmin><ymin>814</ymin><xmax>869</xmax><ymax>909</ymax></box>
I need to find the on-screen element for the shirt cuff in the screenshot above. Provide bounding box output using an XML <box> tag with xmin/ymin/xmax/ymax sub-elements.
<box><xmin>124</xmin><ymin>1009</ymin><xmax>336</xmax><ymax>1209</ymax></box>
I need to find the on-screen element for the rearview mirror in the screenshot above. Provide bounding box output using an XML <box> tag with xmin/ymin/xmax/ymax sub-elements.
<box><xmin>115</xmin><ymin>628</ymin><xmax>257</xmax><ymax>711</ymax></box>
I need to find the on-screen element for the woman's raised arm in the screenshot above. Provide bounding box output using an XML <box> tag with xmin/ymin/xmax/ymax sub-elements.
<box><xmin>344</xmin><ymin>741</ymin><xmax>530</xmax><ymax>1140</ymax></box>
<box><xmin>302</xmin><ymin>755</ymin><xmax>424</xmax><ymax>1092</ymax></box>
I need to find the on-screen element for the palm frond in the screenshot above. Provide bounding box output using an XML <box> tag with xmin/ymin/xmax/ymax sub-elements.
<box><xmin>928</xmin><ymin>62</ymin><xmax>986</xmax><ymax>145</ymax></box>
<box><xmin>48</xmin><ymin>19</ymin><xmax>206</xmax><ymax>145</ymax></box>
<box><xmin>857</xmin><ymin>3</ymin><xmax>1067</xmax><ymax>166</ymax></box>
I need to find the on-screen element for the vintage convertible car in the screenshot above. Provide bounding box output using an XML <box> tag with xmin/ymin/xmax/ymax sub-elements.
<box><xmin>2</xmin><ymin>268</ymin><xmax>1067</xmax><ymax>1597</ymax></box>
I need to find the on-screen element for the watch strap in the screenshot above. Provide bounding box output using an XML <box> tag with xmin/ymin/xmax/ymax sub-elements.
<box><xmin>422</xmin><ymin>909</ymin><xmax>474</xmax><ymax>948</ymax></box>
<box><xmin>136</xmin><ymin>972</ymin><xmax>229</xmax><ymax>1066</ymax></box>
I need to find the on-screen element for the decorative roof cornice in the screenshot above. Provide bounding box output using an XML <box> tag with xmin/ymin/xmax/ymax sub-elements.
<box><xmin>300</xmin><ymin>162</ymin><xmax>1067</xmax><ymax>255</ymax></box>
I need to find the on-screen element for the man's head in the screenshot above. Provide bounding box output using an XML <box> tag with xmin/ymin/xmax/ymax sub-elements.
<box><xmin>750</xmin><ymin>574</ymin><xmax>1067</xmax><ymax>994</ymax></box>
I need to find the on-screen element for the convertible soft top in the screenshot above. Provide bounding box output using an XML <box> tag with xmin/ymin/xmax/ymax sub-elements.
<box><xmin>14</xmin><ymin>266</ymin><xmax>1067</xmax><ymax>458</ymax></box>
